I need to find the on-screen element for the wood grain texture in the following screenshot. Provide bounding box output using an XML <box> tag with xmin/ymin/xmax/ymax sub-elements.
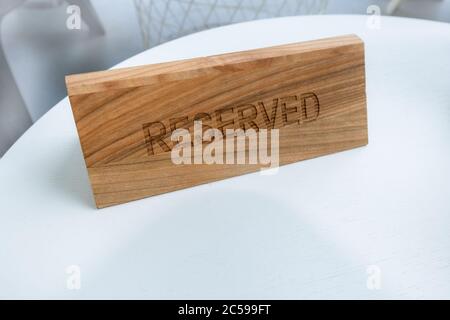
<box><xmin>66</xmin><ymin>34</ymin><xmax>368</xmax><ymax>208</ymax></box>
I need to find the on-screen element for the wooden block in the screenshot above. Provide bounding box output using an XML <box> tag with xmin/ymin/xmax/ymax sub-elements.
<box><xmin>66</xmin><ymin>34</ymin><xmax>368</xmax><ymax>208</ymax></box>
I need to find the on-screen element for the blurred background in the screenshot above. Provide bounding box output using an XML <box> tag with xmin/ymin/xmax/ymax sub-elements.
<box><xmin>0</xmin><ymin>0</ymin><xmax>449</xmax><ymax>156</ymax></box>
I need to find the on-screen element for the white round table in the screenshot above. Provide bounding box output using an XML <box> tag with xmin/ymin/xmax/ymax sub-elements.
<box><xmin>1</xmin><ymin>15</ymin><xmax>449</xmax><ymax>299</ymax></box>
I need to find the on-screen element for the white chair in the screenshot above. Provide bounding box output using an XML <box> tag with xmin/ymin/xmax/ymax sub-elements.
<box><xmin>134</xmin><ymin>0</ymin><xmax>329</xmax><ymax>48</ymax></box>
<box><xmin>387</xmin><ymin>0</ymin><xmax>405</xmax><ymax>14</ymax></box>
<box><xmin>20</xmin><ymin>0</ymin><xmax>104</xmax><ymax>34</ymax></box>
<box><xmin>0</xmin><ymin>0</ymin><xmax>105</xmax><ymax>155</ymax></box>
<box><xmin>0</xmin><ymin>0</ymin><xmax>30</xmax><ymax>156</ymax></box>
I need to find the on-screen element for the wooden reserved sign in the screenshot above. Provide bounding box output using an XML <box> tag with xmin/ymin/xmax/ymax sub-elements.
<box><xmin>66</xmin><ymin>34</ymin><xmax>368</xmax><ymax>208</ymax></box>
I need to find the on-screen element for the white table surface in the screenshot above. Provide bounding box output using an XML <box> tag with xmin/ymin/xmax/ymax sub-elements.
<box><xmin>1</xmin><ymin>15</ymin><xmax>449</xmax><ymax>299</ymax></box>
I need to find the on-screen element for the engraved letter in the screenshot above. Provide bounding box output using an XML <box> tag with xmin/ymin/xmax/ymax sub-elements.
<box><xmin>237</xmin><ymin>104</ymin><xmax>259</xmax><ymax>131</ymax></box>
<box><xmin>142</xmin><ymin>122</ymin><xmax>171</xmax><ymax>156</ymax></box>
<box><xmin>300</xmin><ymin>92</ymin><xmax>320</xmax><ymax>122</ymax></box>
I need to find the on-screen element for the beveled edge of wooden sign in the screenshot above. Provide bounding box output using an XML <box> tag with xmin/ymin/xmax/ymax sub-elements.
<box><xmin>66</xmin><ymin>34</ymin><xmax>368</xmax><ymax>208</ymax></box>
<box><xmin>66</xmin><ymin>34</ymin><xmax>363</xmax><ymax>96</ymax></box>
